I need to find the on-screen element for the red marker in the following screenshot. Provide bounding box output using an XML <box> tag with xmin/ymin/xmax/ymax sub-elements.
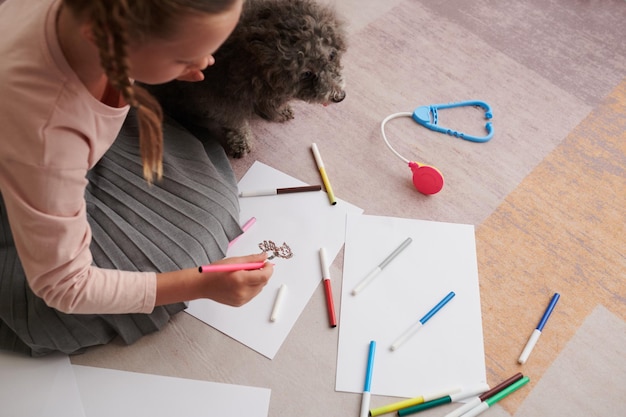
<box><xmin>319</xmin><ymin>247</ymin><xmax>337</xmax><ymax>327</ymax></box>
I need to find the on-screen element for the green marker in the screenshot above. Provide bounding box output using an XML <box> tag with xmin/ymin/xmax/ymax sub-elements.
<box><xmin>461</xmin><ymin>377</ymin><xmax>530</xmax><ymax>417</ymax></box>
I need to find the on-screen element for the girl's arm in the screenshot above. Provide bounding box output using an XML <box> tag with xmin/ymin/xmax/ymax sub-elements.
<box><xmin>155</xmin><ymin>252</ymin><xmax>273</xmax><ymax>307</ymax></box>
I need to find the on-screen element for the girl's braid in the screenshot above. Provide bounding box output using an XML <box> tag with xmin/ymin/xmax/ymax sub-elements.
<box><xmin>91</xmin><ymin>0</ymin><xmax>164</xmax><ymax>183</ymax></box>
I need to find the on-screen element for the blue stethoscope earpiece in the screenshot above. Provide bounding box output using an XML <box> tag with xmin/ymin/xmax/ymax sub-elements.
<box><xmin>381</xmin><ymin>100</ymin><xmax>493</xmax><ymax>195</ymax></box>
<box><xmin>411</xmin><ymin>100</ymin><xmax>494</xmax><ymax>143</ymax></box>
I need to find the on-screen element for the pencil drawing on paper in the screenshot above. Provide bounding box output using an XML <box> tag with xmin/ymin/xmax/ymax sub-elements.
<box><xmin>258</xmin><ymin>240</ymin><xmax>294</xmax><ymax>260</ymax></box>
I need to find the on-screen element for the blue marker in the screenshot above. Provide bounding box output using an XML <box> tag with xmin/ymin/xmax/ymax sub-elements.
<box><xmin>359</xmin><ymin>341</ymin><xmax>376</xmax><ymax>417</ymax></box>
<box><xmin>518</xmin><ymin>292</ymin><xmax>560</xmax><ymax>364</ymax></box>
<box><xmin>390</xmin><ymin>291</ymin><xmax>456</xmax><ymax>351</ymax></box>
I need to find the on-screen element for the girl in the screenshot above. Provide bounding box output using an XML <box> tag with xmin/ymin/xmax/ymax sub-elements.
<box><xmin>0</xmin><ymin>0</ymin><xmax>273</xmax><ymax>356</ymax></box>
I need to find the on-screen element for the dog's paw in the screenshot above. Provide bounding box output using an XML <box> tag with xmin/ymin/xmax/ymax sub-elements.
<box><xmin>224</xmin><ymin>128</ymin><xmax>253</xmax><ymax>158</ymax></box>
<box><xmin>276</xmin><ymin>106</ymin><xmax>295</xmax><ymax>122</ymax></box>
<box><xmin>255</xmin><ymin>104</ymin><xmax>295</xmax><ymax>122</ymax></box>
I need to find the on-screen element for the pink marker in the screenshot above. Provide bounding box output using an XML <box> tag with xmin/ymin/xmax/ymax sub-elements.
<box><xmin>198</xmin><ymin>262</ymin><xmax>266</xmax><ymax>273</ymax></box>
<box><xmin>228</xmin><ymin>217</ymin><xmax>257</xmax><ymax>248</ymax></box>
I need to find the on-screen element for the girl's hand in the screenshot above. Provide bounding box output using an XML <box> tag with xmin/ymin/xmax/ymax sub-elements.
<box><xmin>155</xmin><ymin>253</ymin><xmax>273</xmax><ymax>308</ymax></box>
<box><xmin>200</xmin><ymin>252</ymin><xmax>273</xmax><ymax>307</ymax></box>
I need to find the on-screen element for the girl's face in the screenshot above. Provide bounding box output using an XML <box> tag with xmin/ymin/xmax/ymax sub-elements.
<box><xmin>127</xmin><ymin>1</ymin><xmax>242</xmax><ymax>85</ymax></box>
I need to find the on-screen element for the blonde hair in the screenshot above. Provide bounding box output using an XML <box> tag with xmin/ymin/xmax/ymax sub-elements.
<box><xmin>63</xmin><ymin>0</ymin><xmax>237</xmax><ymax>183</ymax></box>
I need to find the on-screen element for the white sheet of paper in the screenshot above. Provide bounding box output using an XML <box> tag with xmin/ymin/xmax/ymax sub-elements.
<box><xmin>336</xmin><ymin>214</ymin><xmax>486</xmax><ymax>398</ymax></box>
<box><xmin>72</xmin><ymin>365</ymin><xmax>270</xmax><ymax>417</ymax></box>
<box><xmin>187</xmin><ymin>161</ymin><xmax>363</xmax><ymax>358</ymax></box>
<box><xmin>0</xmin><ymin>351</ymin><xmax>85</xmax><ymax>417</ymax></box>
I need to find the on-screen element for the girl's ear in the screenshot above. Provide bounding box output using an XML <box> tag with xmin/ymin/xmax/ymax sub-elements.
<box><xmin>79</xmin><ymin>22</ymin><xmax>97</xmax><ymax>45</ymax></box>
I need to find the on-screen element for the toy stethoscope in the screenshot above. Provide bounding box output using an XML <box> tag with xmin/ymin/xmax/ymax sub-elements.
<box><xmin>381</xmin><ymin>100</ymin><xmax>494</xmax><ymax>195</ymax></box>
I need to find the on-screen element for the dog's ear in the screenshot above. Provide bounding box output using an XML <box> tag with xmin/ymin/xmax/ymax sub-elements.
<box><xmin>237</xmin><ymin>24</ymin><xmax>303</xmax><ymax>96</ymax></box>
<box><xmin>318</xmin><ymin>11</ymin><xmax>348</xmax><ymax>54</ymax></box>
<box><xmin>256</xmin><ymin>6</ymin><xmax>273</xmax><ymax>21</ymax></box>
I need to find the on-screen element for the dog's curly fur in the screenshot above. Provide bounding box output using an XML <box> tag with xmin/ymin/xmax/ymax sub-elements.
<box><xmin>144</xmin><ymin>0</ymin><xmax>347</xmax><ymax>157</ymax></box>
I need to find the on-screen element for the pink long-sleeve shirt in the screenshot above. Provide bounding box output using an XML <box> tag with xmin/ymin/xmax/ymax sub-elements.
<box><xmin>0</xmin><ymin>0</ymin><xmax>156</xmax><ymax>314</ymax></box>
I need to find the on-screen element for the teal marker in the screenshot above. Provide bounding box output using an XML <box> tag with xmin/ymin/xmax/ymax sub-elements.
<box><xmin>398</xmin><ymin>396</ymin><xmax>450</xmax><ymax>416</ymax></box>
<box><xmin>397</xmin><ymin>383</ymin><xmax>489</xmax><ymax>416</ymax></box>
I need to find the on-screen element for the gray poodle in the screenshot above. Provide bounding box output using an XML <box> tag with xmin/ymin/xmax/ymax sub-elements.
<box><xmin>144</xmin><ymin>0</ymin><xmax>347</xmax><ymax>157</ymax></box>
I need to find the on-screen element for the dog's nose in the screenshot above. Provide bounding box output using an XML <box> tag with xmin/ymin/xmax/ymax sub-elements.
<box><xmin>332</xmin><ymin>91</ymin><xmax>346</xmax><ymax>103</ymax></box>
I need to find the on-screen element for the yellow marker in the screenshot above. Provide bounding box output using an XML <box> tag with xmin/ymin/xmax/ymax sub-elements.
<box><xmin>369</xmin><ymin>386</ymin><xmax>461</xmax><ymax>417</ymax></box>
<box><xmin>311</xmin><ymin>143</ymin><xmax>337</xmax><ymax>205</ymax></box>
